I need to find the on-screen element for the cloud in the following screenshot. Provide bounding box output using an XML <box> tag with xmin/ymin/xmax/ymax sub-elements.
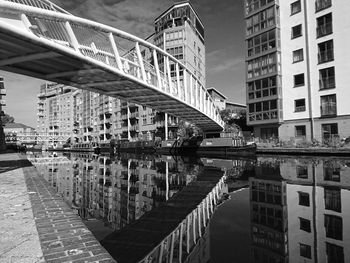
<box><xmin>210</xmin><ymin>57</ymin><xmax>244</xmax><ymax>73</ymax></box>
<box><xmin>51</xmin><ymin>0</ymin><xmax>177</xmax><ymax>39</ymax></box>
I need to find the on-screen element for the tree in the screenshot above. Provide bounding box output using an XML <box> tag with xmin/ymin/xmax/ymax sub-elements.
<box><xmin>219</xmin><ymin>109</ymin><xmax>252</xmax><ymax>132</ymax></box>
<box><xmin>177</xmin><ymin>120</ymin><xmax>200</xmax><ymax>139</ymax></box>
<box><xmin>1</xmin><ymin>113</ymin><xmax>15</xmax><ymax>125</ymax></box>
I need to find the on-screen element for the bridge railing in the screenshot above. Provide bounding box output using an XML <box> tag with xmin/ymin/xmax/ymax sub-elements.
<box><xmin>0</xmin><ymin>1</ymin><xmax>224</xmax><ymax>129</ymax></box>
<box><xmin>139</xmin><ymin>175</ymin><xmax>227</xmax><ymax>263</ymax></box>
<box><xmin>5</xmin><ymin>0</ymin><xmax>71</xmax><ymax>14</ymax></box>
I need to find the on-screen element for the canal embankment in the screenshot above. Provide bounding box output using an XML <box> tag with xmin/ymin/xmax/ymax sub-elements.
<box><xmin>0</xmin><ymin>152</ymin><xmax>116</xmax><ymax>263</ymax></box>
<box><xmin>257</xmin><ymin>146</ymin><xmax>350</xmax><ymax>156</ymax></box>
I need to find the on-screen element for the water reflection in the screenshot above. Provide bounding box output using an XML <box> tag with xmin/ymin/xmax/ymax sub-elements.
<box><xmin>27</xmin><ymin>152</ymin><xmax>350</xmax><ymax>262</ymax></box>
<box><xmin>250</xmin><ymin>156</ymin><xmax>350</xmax><ymax>263</ymax></box>
<box><xmin>27</xmin><ymin>152</ymin><xmax>250</xmax><ymax>262</ymax></box>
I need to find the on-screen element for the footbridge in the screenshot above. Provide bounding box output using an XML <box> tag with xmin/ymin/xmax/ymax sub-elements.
<box><xmin>101</xmin><ymin>166</ymin><xmax>227</xmax><ymax>263</ymax></box>
<box><xmin>0</xmin><ymin>0</ymin><xmax>224</xmax><ymax>131</ymax></box>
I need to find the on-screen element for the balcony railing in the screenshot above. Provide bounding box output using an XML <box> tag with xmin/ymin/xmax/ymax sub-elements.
<box><xmin>295</xmin><ymin>106</ymin><xmax>306</xmax><ymax>112</ymax></box>
<box><xmin>248</xmin><ymin>110</ymin><xmax>278</xmax><ymax>122</ymax></box>
<box><xmin>315</xmin><ymin>0</ymin><xmax>332</xmax><ymax>12</ymax></box>
<box><xmin>319</xmin><ymin>77</ymin><xmax>335</xmax><ymax>90</ymax></box>
<box><xmin>317</xmin><ymin>22</ymin><xmax>333</xmax><ymax>38</ymax></box>
<box><xmin>321</xmin><ymin>102</ymin><xmax>336</xmax><ymax>116</ymax></box>
<box><xmin>318</xmin><ymin>49</ymin><xmax>334</xmax><ymax>63</ymax></box>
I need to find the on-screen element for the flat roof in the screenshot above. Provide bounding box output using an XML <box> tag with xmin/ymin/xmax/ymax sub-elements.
<box><xmin>154</xmin><ymin>1</ymin><xmax>204</xmax><ymax>28</ymax></box>
<box><xmin>226</xmin><ymin>101</ymin><xmax>247</xmax><ymax>108</ymax></box>
<box><xmin>207</xmin><ymin>87</ymin><xmax>227</xmax><ymax>100</ymax></box>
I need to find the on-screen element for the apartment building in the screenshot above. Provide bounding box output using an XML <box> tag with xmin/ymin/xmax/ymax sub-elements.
<box><xmin>252</xmin><ymin>156</ymin><xmax>350</xmax><ymax>262</ymax></box>
<box><xmin>245</xmin><ymin>0</ymin><xmax>350</xmax><ymax>141</ymax></box>
<box><xmin>37</xmin><ymin>82</ymin><xmax>76</xmax><ymax>146</ymax></box>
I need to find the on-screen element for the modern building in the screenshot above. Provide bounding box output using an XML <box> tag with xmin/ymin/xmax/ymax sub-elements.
<box><xmin>245</xmin><ymin>0</ymin><xmax>350</xmax><ymax>141</ymax></box>
<box><xmin>152</xmin><ymin>1</ymin><xmax>206</xmax><ymax>140</ymax></box>
<box><xmin>37</xmin><ymin>82</ymin><xmax>77</xmax><ymax>146</ymax></box>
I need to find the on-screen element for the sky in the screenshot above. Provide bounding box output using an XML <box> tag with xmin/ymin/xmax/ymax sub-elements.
<box><xmin>1</xmin><ymin>0</ymin><xmax>246</xmax><ymax>128</ymax></box>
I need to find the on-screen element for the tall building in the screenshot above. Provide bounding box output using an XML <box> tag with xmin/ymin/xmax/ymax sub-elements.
<box><xmin>245</xmin><ymin>0</ymin><xmax>350</xmax><ymax>141</ymax></box>
<box><xmin>37</xmin><ymin>82</ymin><xmax>77</xmax><ymax>146</ymax></box>
<box><xmin>152</xmin><ymin>1</ymin><xmax>206</xmax><ymax>140</ymax></box>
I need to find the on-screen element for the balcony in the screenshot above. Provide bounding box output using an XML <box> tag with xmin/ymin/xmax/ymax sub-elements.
<box><xmin>318</xmin><ymin>49</ymin><xmax>334</xmax><ymax>63</ymax></box>
<box><xmin>295</xmin><ymin>106</ymin><xmax>306</xmax><ymax>112</ymax></box>
<box><xmin>321</xmin><ymin>102</ymin><xmax>336</xmax><ymax>116</ymax></box>
<box><xmin>317</xmin><ymin>22</ymin><xmax>332</xmax><ymax>38</ymax></box>
<box><xmin>315</xmin><ymin>0</ymin><xmax>332</xmax><ymax>12</ymax></box>
<box><xmin>319</xmin><ymin>77</ymin><xmax>335</xmax><ymax>90</ymax></box>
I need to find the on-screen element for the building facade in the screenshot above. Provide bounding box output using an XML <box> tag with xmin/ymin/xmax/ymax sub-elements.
<box><xmin>245</xmin><ymin>0</ymin><xmax>350</xmax><ymax>141</ymax></box>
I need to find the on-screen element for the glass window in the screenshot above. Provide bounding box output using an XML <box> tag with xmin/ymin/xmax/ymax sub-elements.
<box><xmin>291</xmin><ymin>0</ymin><xmax>301</xmax><ymax>15</ymax></box>
<box><xmin>299</xmin><ymin>217</ymin><xmax>311</xmax><ymax>232</ymax></box>
<box><xmin>319</xmin><ymin>67</ymin><xmax>335</xmax><ymax>90</ymax></box>
<box><xmin>296</xmin><ymin>126</ymin><xmax>306</xmax><ymax>137</ymax></box>
<box><xmin>295</xmin><ymin>99</ymin><xmax>306</xmax><ymax>112</ymax></box>
<box><xmin>317</xmin><ymin>13</ymin><xmax>333</xmax><ymax>38</ymax></box>
<box><xmin>318</xmin><ymin>40</ymin><xmax>334</xmax><ymax>64</ymax></box>
<box><xmin>299</xmin><ymin>192</ymin><xmax>310</xmax><ymax>206</ymax></box>
<box><xmin>292</xmin><ymin>24</ymin><xmax>302</xmax><ymax>38</ymax></box>
<box><xmin>321</xmin><ymin>94</ymin><xmax>336</xmax><ymax>116</ymax></box>
<box><xmin>325</xmin><ymin>214</ymin><xmax>342</xmax><ymax>240</ymax></box>
<box><xmin>300</xmin><ymin>243</ymin><xmax>312</xmax><ymax>259</ymax></box>
<box><xmin>324</xmin><ymin>188</ymin><xmax>341</xmax><ymax>212</ymax></box>
<box><xmin>293</xmin><ymin>49</ymin><xmax>304</xmax><ymax>63</ymax></box>
<box><xmin>326</xmin><ymin>243</ymin><xmax>344</xmax><ymax>263</ymax></box>
<box><xmin>294</xmin><ymin>73</ymin><xmax>305</xmax><ymax>87</ymax></box>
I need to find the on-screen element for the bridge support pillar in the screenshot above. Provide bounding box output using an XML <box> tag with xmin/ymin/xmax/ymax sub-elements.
<box><xmin>165</xmin><ymin>113</ymin><xmax>168</xmax><ymax>141</ymax></box>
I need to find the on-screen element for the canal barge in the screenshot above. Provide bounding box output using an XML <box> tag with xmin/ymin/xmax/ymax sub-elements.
<box><xmin>157</xmin><ymin>137</ymin><xmax>256</xmax><ymax>157</ymax></box>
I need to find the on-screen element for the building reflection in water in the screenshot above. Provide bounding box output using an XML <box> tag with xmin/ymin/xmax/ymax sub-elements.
<box><xmin>27</xmin><ymin>152</ymin><xmax>251</xmax><ymax>262</ymax></box>
<box><xmin>250</xmin><ymin>157</ymin><xmax>350</xmax><ymax>263</ymax></box>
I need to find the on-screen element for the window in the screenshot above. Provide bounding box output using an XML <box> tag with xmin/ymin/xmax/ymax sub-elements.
<box><xmin>296</xmin><ymin>126</ymin><xmax>306</xmax><ymax>138</ymax></box>
<box><xmin>324</xmin><ymin>160</ymin><xmax>340</xmax><ymax>181</ymax></box>
<box><xmin>291</xmin><ymin>0</ymin><xmax>301</xmax><ymax>15</ymax></box>
<box><xmin>247</xmin><ymin>76</ymin><xmax>277</xmax><ymax>100</ymax></box>
<box><xmin>324</xmin><ymin>188</ymin><xmax>341</xmax><ymax>212</ymax></box>
<box><xmin>247</xmin><ymin>29</ymin><xmax>276</xmax><ymax>57</ymax></box>
<box><xmin>297</xmin><ymin>165</ymin><xmax>308</xmax><ymax>178</ymax></box>
<box><xmin>292</xmin><ymin>24</ymin><xmax>302</xmax><ymax>38</ymax></box>
<box><xmin>246</xmin><ymin>7</ymin><xmax>275</xmax><ymax>36</ymax></box>
<box><xmin>295</xmin><ymin>99</ymin><xmax>306</xmax><ymax>112</ymax></box>
<box><xmin>300</xmin><ymin>243</ymin><xmax>312</xmax><ymax>259</ymax></box>
<box><xmin>299</xmin><ymin>217</ymin><xmax>311</xmax><ymax>232</ymax></box>
<box><xmin>247</xmin><ymin>53</ymin><xmax>277</xmax><ymax>79</ymax></box>
<box><xmin>316</xmin><ymin>0</ymin><xmax>332</xmax><ymax>13</ymax></box>
<box><xmin>299</xmin><ymin>192</ymin><xmax>310</xmax><ymax>206</ymax></box>
<box><xmin>321</xmin><ymin>94</ymin><xmax>336</xmax><ymax>116</ymax></box>
<box><xmin>326</xmin><ymin>243</ymin><xmax>344</xmax><ymax>263</ymax></box>
<box><xmin>318</xmin><ymin>40</ymin><xmax>334</xmax><ymax>64</ymax></box>
<box><xmin>317</xmin><ymin>13</ymin><xmax>333</xmax><ymax>38</ymax></box>
<box><xmin>293</xmin><ymin>49</ymin><xmax>304</xmax><ymax>63</ymax></box>
<box><xmin>294</xmin><ymin>73</ymin><xmax>305</xmax><ymax>87</ymax></box>
<box><xmin>319</xmin><ymin>67</ymin><xmax>335</xmax><ymax>90</ymax></box>
<box><xmin>325</xmin><ymin>214</ymin><xmax>342</xmax><ymax>240</ymax></box>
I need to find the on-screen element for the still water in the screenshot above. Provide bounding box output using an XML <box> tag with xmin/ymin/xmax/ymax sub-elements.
<box><xmin>27</xmin><ymin>152</ymin><xmax>350</xmax><ymax>263</ymax></box>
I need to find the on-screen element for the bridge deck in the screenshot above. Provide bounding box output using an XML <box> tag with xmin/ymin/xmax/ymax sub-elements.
<box><xmin>101</xmin><ymin>167</ymin><xmax>224</xmax><ymax>263</ymax></box>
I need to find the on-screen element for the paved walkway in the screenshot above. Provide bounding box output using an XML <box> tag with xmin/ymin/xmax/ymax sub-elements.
<box><xmin>0</xmin><ymin>153</ymin><xmax>116</xmax><ymax>263</ymax></box>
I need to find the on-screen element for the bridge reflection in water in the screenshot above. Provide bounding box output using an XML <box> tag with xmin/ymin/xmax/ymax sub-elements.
<box><xmin>27</xmin><ymin>152</ymin><xmax>249</xmax><ymax>263</ymax></box>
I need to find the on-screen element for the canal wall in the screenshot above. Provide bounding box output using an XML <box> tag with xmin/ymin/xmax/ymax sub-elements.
<box><xmin>0</xmin><ymin>153</ymin><xmax>116</xmax><ymax>263</ymax></box>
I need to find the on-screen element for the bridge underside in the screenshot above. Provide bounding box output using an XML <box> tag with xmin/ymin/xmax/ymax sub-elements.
<box><xmin>0</xmin><ymin>27</ymin><xmax>221</xmax><ymax>131</ymax></box>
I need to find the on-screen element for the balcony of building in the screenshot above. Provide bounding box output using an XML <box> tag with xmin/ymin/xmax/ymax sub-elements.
<box><xmin>130</xmin><ymin>124</ymin><xmax>139</xmax><ymax>132</ymax></box>
<box><xmin>248</xmin><ymin>110</ymin><xmax>278</xmax><ymax>122</ymax></box>
<box><xmin>315</xmin><ymin>0</ymin><xmax>332</xmax><ymax>12</ymax></box>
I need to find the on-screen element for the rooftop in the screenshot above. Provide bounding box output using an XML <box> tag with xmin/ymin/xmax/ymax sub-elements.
<box><xmin>4</xmin><ymin>123</ymin><xmax>35</xmax><ymax>130</ymax></box>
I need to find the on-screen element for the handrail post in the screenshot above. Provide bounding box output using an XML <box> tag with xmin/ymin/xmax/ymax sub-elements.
<box><xmin>152</xmin><ymin>49</ymin><xmax>162</xmax><ymax>89</ymax></box>
<box><xmin>108</xmin><ymin>32</ymin><xmax>123</xmax><ymax>71</ymax></box>
<box><xmin>64</xmin><ymin>21</ymin><xmax>80</xmax><ymax>52</ymax></box>
<box><xmin>175</xmin><ymin>63</ymin><xmax>181</xmax><ymax>98</ymax></box>
<box><xmin>135</xmin><ymin>42</ymin><xmax>147</xmax><ymax>82</ymax></box>
<box><xmin>183</xmin><ymin>70</ymin><xmax>188</xmax><ymax>103</ymax></box>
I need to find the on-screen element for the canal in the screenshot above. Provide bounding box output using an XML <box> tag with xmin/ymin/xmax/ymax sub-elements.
<box><xmin>26</xmin><ymin>152</ymin><xmax>349</xmax><ymax>263</ymax></box>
